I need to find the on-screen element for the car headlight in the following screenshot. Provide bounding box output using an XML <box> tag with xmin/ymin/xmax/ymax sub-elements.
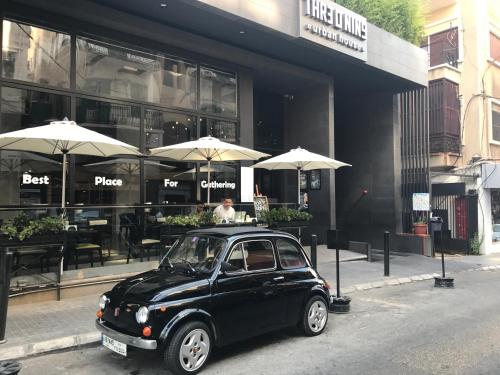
<box><xmin>135</xmin><ymin>306</ymin><xmax>149</xmax><ymax>324</ymax></box>
<box><xmin>99</xmin><ymin>294</ymin><xmax>109</xmax><ymax>310</ymax></box>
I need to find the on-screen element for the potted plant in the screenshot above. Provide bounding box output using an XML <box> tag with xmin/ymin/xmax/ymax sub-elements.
<box><xmin>412</xmin><ymin>216</ymin><xmax>428</xmax><ymax>235</ymax></box>
<box><xmin>198</xmin><ymin>210</ymin><xmax>216</xmax><ymax>227</ymax></box>
<box><xmin>0</xmin><ymin>212</ymin><xmax>64</xmax><ymax>245</ymax></box>
<box><xmin>160</xmin><ymin>214</ymin><xmax>201</xmax><ymax>236</ymax></box>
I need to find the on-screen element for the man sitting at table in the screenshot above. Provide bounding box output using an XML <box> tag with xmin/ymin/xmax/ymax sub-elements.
<box><xmin>214</xmin><ymin>196</ymin><xmax>235</xmax><ymax>223</ymax></box>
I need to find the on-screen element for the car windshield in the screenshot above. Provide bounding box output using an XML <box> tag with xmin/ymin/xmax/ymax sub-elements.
<box><xmin>161</xmin><ymin>235</ymin><xmax>226</xmax><ymax>273</ymax></box>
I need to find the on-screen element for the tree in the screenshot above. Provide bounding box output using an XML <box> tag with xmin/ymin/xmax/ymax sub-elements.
<box><xmin>336</xmin><ymin>0</ymin><xmax>424</xmax><ymax>45</ymax></box>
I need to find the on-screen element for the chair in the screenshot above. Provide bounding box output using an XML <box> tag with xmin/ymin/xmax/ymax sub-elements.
<box><xmin>126</xmin><ymin>225</ymin><xmax>162</xmax><ymax>264</ymax></box>
<box><xmin>119</xmin><ymin>213</ymin><xmax>137</xmax><ymax>239</ymax></box>
<box><xmin>66</xmin><ymin>230</ymin><xmax>104</xmax><ymax>269</ymax></box>
<box><xmin>88</xmin><ymin>219</ymin><xmax>111</xmax><ymax>256</ymax></box>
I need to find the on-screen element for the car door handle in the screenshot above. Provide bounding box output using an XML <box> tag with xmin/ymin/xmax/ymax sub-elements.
<box><xmin>273</xmin><ymin>276</ymin><xmax>285</xmax><ymax>282</ymax></box>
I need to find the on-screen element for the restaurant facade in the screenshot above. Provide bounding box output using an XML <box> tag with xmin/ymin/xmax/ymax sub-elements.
<box><xmin>0</xmin><ymin>0</ymin><xmax>428</xmax><ymax>298</ymax></box>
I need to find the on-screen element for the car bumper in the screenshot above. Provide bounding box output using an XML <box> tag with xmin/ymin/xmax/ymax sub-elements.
<box><xmin>95</xmin><ymin>319</ymin><xmax>158</xmax><ymax>350</ymax></box>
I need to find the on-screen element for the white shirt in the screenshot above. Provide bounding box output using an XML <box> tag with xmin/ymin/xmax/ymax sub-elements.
<box><xmin>214</xmin><ymin>205</ymin><xmax>235</xmax><ymax>222</ymax></box>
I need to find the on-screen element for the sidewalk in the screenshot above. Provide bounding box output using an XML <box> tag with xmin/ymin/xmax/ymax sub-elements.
<box><xmin>1</xmin><ymin>249</ymin><xmax>500</xmax><ymax>361</ymax></box>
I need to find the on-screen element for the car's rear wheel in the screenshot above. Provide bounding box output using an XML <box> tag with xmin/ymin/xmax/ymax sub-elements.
<box><xmin>301</xmin><ymin>295</ymin><xmax>328</xmax><ymax>336</ymax></box>
<box><xmin>164</xmin><ymin>321</ymin><xmax>212</xmax><ymax>375</ymax></box>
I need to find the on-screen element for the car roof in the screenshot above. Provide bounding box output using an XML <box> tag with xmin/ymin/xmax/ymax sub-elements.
<box><xmin>186</xmin><ymin>226</ymin><xmax>279</xmax><ymax>238</ymax></box>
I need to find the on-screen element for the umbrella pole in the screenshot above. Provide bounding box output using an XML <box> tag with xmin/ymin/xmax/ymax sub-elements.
<box><xmin>297</xmin><ymin>167</ymin><xmax>301</xmax><ymax>206</ymax></box>
<box><xmin>60</xmin><ymin>152</ymin><xmax>68</xmax><ymax>279</ymax></box>
<box><xmin>61</xmin><ymin>152</ymin><xmax>67</xmax><ymax>217</ymax></box>
<box><xmin>207</xmin><ymin>159</ymin><xmax>211</xmax><ymax>205</ymax></box>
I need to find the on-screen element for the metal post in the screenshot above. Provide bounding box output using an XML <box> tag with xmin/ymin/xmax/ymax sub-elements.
<box><xmin>207</xmin><ymin>158</ymin><xmax>211</xmax><ymax>205</ymax></box>
<box><xmin>336</xmin><ymin>230</ymin><xmax>341</xmax><ymax>298</ymax></box>
<box><xmin>0</xmin><ymin>251</ymin><xmax>13</xmax><ymax>343</ymax></box>
<box><xmin>297</xmin><ymin>167</ymin><xmax>301</xmax><ymax>206</ymax></box>
<box><xmin>384</xmin><ymin>231</ymin><xmax>390</xmax><ymax>277</ymax></box>
<box><xmin>311</xmin><ymin>234</ymin><xmax>317</xmax><ymax>270</ymax></box>
<box><xmin>441</xmin><ymin>230</ymin><xmax>446</xmax><ymax>277</ymax></box>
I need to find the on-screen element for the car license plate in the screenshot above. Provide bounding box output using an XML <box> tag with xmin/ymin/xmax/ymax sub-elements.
<box><xmin>102</xmin><ymin>334</ymin><xmax>127</xmax><ymax>357</ymax></box>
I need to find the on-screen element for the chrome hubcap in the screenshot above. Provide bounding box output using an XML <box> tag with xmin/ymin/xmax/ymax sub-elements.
<box><xmin>307</xmin><ymin>300</ymin><xmax>327</xmax><ymax>332</ymax></box>
<box><xmin>179</xmin><ymin>328</ymin><xmax>210</xmax><ymax>372</ymax></box>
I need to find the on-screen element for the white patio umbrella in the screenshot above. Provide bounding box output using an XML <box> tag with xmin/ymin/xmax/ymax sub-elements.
<box><xmin>0</xmin><ymin>151</ymin><xmax>62</xmax><ymax>173</ymax></box>
<box><xmin>251</xmin><ymin>147</ymin><xmax>351</xmax><ymax>204</ymax></box>
<box><xmin>149</xmin><ymin>136</ymin><xmax>269</xmax><ymax>203</ymax></box>
<box><xmin>84</xmin><ymin>158</ymin><xmax>174</xmax><ymax>175</ymax></box>
<box><xmin>173</xmin><ymin>164</ymin><xmax>233</xmax><ymax>178</ymax></box>
<box><xmin>0</xmin><ymin>119</ymin><xmax>142</xmax><ymax>214</ymax></box>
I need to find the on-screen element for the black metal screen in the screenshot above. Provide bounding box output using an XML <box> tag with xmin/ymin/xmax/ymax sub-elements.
<box><xmin>400</xmin><ymin>88</ymin><xmax>430</xmax><ymax>233</ymax></box>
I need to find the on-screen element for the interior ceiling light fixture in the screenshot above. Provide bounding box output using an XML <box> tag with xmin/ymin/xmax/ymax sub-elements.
<box><xmin>239</xmin><ymin>30</ymin><xmax>246</xmax><ymax>34</ymax></box>
<box><xmin>160</xmin><ymin>3</ymin><xmax>167</xmax><ymax>8</ymax></box>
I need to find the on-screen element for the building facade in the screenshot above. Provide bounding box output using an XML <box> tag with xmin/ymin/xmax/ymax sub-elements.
<box><xmin>423</xmin><ymin>0</ymin><xmax>500</xmax><ymax>254</ymax></box>
<box><xmin>0</xmin><ymin>0</ymin><xmax>427</xmax><ymax>297</ymax></box>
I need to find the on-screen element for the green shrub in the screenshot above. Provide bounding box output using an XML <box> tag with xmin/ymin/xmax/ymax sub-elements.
<box><xmin>263</xmin><ymin>208</ymin><xmax>313</xmax><ymax>226</ymax></box>
<box><xmin>199</xmin><ymin>210</ymin><xmax>216</xmax><ymax>225</ymax></box>
<box><xmin>336</xmin><ymin>0</ymin><xmax>424</xmax><ymax>45</ymax></box>
<box><xmin>470</xmin><ymin>232</ymin><xmax>483</xmax><ymax>255</ymax></box>
<box><xmin>162</xmin><ymin>215</ymin><xmax>200</xmax><ymax>227</ymax></box>
<box><xmin>1</xmin><ymin>213</ymin><xmax>64</xmax><ymax>241</ymax></box>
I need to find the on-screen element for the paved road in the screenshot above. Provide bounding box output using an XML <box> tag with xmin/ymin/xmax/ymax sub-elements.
<box><xmin>19</xmin><ymin>269</ymin><xmax>500</xmax><ymax>375</ymax></box>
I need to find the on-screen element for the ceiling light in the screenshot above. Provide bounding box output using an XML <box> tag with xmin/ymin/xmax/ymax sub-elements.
<box><xmin>239</xmin><ymin>30</ymin><xmax>246</xmax><ymax>34</ymax></box>
<box><xmin>160</xmin><ymin>3</ymin><xmax>167</xmax><ymax>8</ymax></box>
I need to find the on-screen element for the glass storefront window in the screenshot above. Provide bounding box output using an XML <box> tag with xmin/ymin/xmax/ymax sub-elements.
<box><xmin>74</xmin><ymin>98</ymin><xmax>141</xmax><ymax>205</ymax></box>
<box><xmin>73</xmin><ymin>156</ymin><xmax>140</xmax><ymax>206</ymax></box>
<box><xmin>2</xmin><ymin>20</ymin><xmax>70</xmax><ymax>88</ymax></box>
<box><xmin>76</xmin><ymin>37</ymin><xmax>196</xmax><ymax>109</ymax></box>
<box><xmin>0</xmin><ymin>86</ymin><xmax>70</xmax><ymax>206</ymax></box>
<box><xmin>200</xmin><ymin>163</ymin><xmax>238</xmax><ymax>204</ymax></box>
<box><xmin>200</xmin><ymin>117</ymin><xmax>237</xmax><ymax>143</ymax></box>
<box><xmin>200</xmin><ymin>67</ymin><xmax>237</xmax><ymax>117</ymax></box>
<box><xmin>76</xmin><ymin>98</ymin><xmax>141</xmax><ymax>147</ymax></box>
<box><xmin>144</xmin><ymin>110</ymin><xmax>197</xmax><ymax>205</ymax></box>
<box><xmin>144</xmin><ymin>109</ymin><xmax>195</xmax><ymax>149</ymax></box>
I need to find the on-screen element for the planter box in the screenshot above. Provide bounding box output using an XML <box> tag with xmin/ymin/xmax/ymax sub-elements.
<box><xmin>270</xmin><ymin>221</ymin><xmax>310</xmax><ymax>228</ymax></box>
<box><xmin>394</xmin><ymin>233</ymin><xmax>432</xmax><ymax>256</ymax></box>
<box><xmin>0</xmin><ymin>234</ymin><xmax>65</xmax><ymax>248</ymax></box>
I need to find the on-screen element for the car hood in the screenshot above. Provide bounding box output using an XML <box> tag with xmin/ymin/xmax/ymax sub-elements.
<box><xmin>111</xmin><ymin>269</ymin><xmax>210</xmax><ymax>303</ymax></box>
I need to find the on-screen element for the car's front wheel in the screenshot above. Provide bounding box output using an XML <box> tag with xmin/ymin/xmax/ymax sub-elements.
<box><xmin>164</xmin><ymin>321</ymin><xmax>212</xmax><ymax>375</ymax></box>
<box><xmin>301</xmin><ymin>295</ymin><xmax>328</xmax><ymax>336</ymax></box>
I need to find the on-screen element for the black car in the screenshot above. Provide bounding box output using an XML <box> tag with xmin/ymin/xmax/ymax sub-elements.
<box><xmin>96</xmin><ymin>227</ymin><xmax>331</xmax><ymax>374</ymax></box>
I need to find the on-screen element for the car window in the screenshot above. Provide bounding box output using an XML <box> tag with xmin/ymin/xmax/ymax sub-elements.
<box><xmin>163</xmin><ymin>235</ymin><xmax>226</xmax><ymax>272</ymax></box>
<box><xmin>242</xmin><ymin>240</ymin><xmax>275</xmax><ymax>271</ymax></box>
<box><xmin>227</xmin><ymin>243</ymin><xmax>246</xmax><ymax>272</ymax></box>
<box><xmin>276</xmin><ymin>239</ymin><xmax>307</xmax><ymax>269</ymax></box>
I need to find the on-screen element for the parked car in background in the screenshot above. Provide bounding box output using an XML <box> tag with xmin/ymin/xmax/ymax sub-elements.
<box><xmin>492</xmin><ymin>224</ymin><xmax>500</xmax><ymax>242</ymax></box>
<box><xmin>95</xmin><ymin>227</ymin><xmax>331</xmax><ymax>374</ymax></box>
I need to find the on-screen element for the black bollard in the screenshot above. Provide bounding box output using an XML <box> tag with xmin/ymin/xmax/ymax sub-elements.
<box><xmin>0</xmin><ymin>251</ymin><xmax>13</xmax><ymax>344</ymax></box>
<box><xmin>311</xmin><ymin>234</ymin><xmax>318</xmax><ymax>270</ymax></box>
<box><xmin>384</xmin><ymin>231</ymin><xmax>390</xmax><ymax>276</ymax></box>
<box><xmin>328</xmin><ymin>229</ymin><xmax>351</xmax><ymax>314</ymax></box>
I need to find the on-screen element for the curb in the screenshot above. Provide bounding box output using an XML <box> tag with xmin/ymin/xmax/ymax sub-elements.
<box><xmin>339</xmin><ymin>264</ymin><xmax>500</xmax><ymax>295</ymax></box>
<box><xmin>0</xmin><ymin>332</ymin><xmax>100</xmax><ymax>361</ymax></box>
